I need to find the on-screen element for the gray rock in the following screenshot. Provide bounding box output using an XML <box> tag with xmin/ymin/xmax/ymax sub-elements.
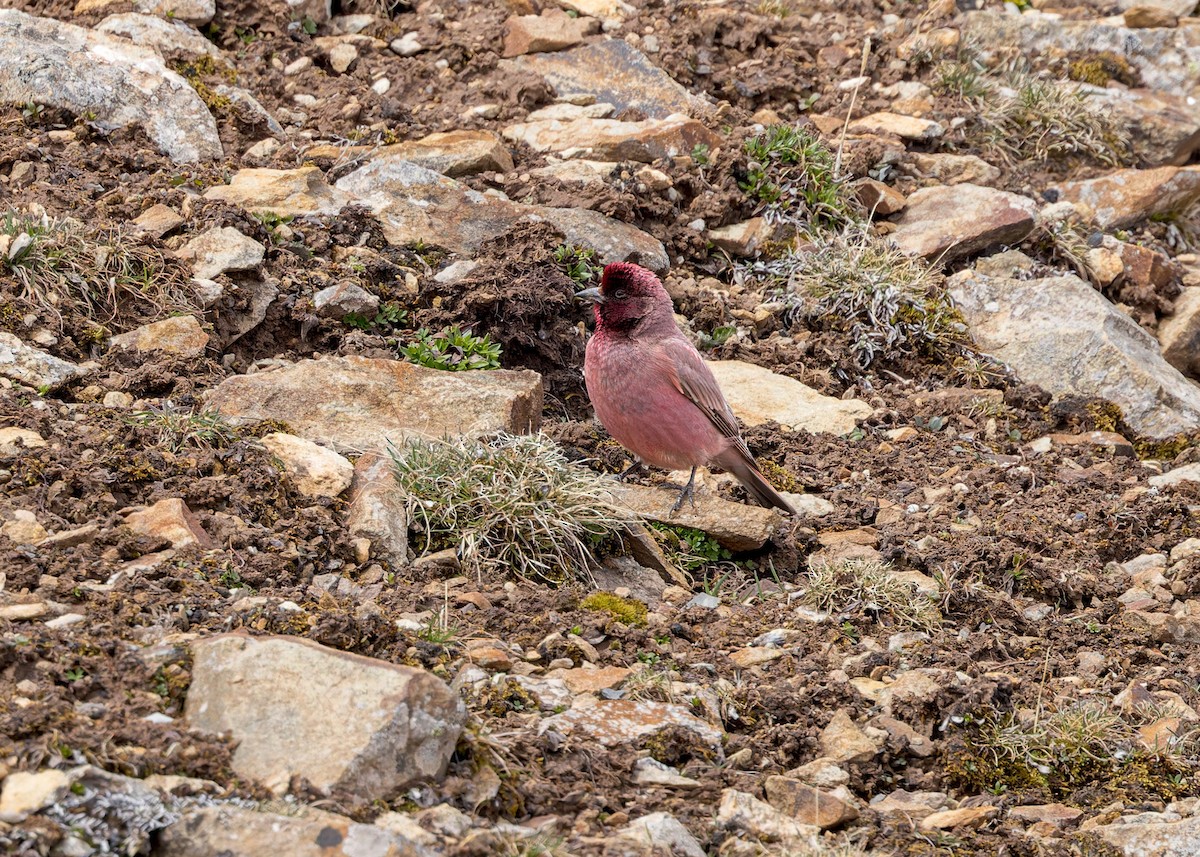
<box><xmin>610</xmin><ymin>482</ymin><xmax>782</xmax><ymax>552</ymax></box>
<box><xmin>888</xmin><ymin>183</ymin><xmax>1037</xmax><ymax>262</ymax></box>
<box><xmin>1090</xmin><ymin>813</ymin><xmax>1200</xmax><ymax>857</ymax></box>
<box><xmin>505</xmin><ymin>39</ymin><xmax>712</xmax><ymax>119</ymax></box>
<box><xmin>716</xmin><ymin>789</ymin><xmax>821</xmax><ymax>847</ymax></box>
<box><xmin>540</xmin><ymin>699</ymin><xmax>724</xmax><ymax>752</ymax></box>
<box><xmin>95</xmin><ymin>13</ymin><xmax>221</xmax><ymax>58</ymax></box>
<box><xmin>345</xmin><ymin>452</ymin><xmax>409</xmax><ymax>566</ymax></box>
<box><xmin>158</xmin><ymin>805</ymin><xmax>433</xmax><ymax>857</ymax></box>
<box><xmin>949</xmin><ymin>251</ymin><xmax>1200</xmax><ymax>438</ymax></box>
<box><xmin>260</xmin><ymin>433</ymin><xmax>354</xmax><ymax>498</ymax></box>
<box><xmin>0</xmin><ymin>332</ymin><xmax>86</xmax><ymax>390</ymax></box>
<box><xmin>0</xmin><ymin>10</ymin><xmax>221</xmax><ymax>163</ymax></box>
<box><xmin>185</xmin><ymin>633</ymin><xmax>465</xmax><ymax>798</ymax></box>
<box><xmin>1052</xmin><ymin>166</ymin><xmax>1200</xmax><ymax>230</ymax></box>
<box><xmin>618</xmin><ymin>812</ymin><xmax>705</xmax><ymax>857</ymax></box>
<box><xmin>313</xmin><ymin>282</ymin><xmax>380</xmax><ymax>317</ymax></box>
<box><xmin>205</xmin><ymin>356</ymin><xmax>543</xmax><ymax>453</ymax></box>
<box><xmin>335</xmin><ymin>158</ymin><xmax>667</xmax><ymax>273</ymax></box>
<box><xmin>213</xmin><ymin>85</ymin><xmax>284</xmax><ymax>136</ymax></box>
<box><xmin>178</xmin><ymin>227</ymin><xmax>264</xmax><ymax>281</ymax></box>
<box><xmin>214</xmin><ymin>278</ymin><xmax>278</xmax><ymax>346</ymax></box>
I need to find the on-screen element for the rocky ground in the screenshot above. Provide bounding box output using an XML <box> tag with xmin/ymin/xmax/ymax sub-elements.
<box><xmin>2</xmin><ymin>0</ymin><xmax>1200</xmax><ymax>854</ymax></box>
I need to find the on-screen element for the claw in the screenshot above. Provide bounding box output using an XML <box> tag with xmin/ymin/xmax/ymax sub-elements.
<box><xmin>669</xmin><ymin>466</ymin><xmax>698</xmax><ymax>515</ymax></box>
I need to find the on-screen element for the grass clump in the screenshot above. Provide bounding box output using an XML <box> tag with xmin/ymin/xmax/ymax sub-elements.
<box><xmin>742</xmin><ymin>225</ymin><xmax>967</xmax><ymax>368</ymax></box>
<box><xmin>741</xmin><ymin>124</ymin><xmax>857</xmax><ymax>230</ymax></box>
<box><xmin>2</xmin><ymin>211</ymin><xmax>193</xmax><ymax>330</ymax></box>
<box><xmin>391</xmin><ymin>433</ymin><xmax>633</xmax><ymax>584</ymax></box>
<box><xmin>127</xmin><ymin>402</ymin><xmax>241</xmax><ymax>453</ymax></box>
<box><xmin>802</xmin><ymin>558</ymin><xmax>941</xmax><ymax>630</ymax></box>
<box><xmin>553</xmin><ymin>244</ymin><xmax>599</xmax><ymax>285</ymax></box>
<box><xmin>580</xmin><ymin>591</ymin><xmax>648</xmax><ymax>626</ymax></box>
<box><xmin>402</xmin><ymin>325</ymin><xmax>501</xmax><ymax>371</ymax></box>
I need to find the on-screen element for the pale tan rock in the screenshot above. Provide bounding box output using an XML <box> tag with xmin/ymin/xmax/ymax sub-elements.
<box><xmin>855</xmin><ymin>178</ymin><xmax>907</xmax><ymax>216</ymax></box>
<box><xmin>131</xmin><ymin>202</ymin><xmax>185</xmax><ymax>236</ymax></box>
<box><xmin>1090</xmin><ymin>813</ymin><xmax>1200</xmax><ymax>857</ymax></box>
<box><xmin>1160</xmin><ymin>285</ymin><xmax>1200</xmax><ymax>377</ymax></box>
<box><xmin>377</xmin><ymin>130</ymin><xmax>514</xmax><ymax>177</ymax></box>
<box><xmin>204</xmin><ymin>166</ymin><xmax>351</xmax><ymax>217</ymax></box>
<box><xmin>1124</xmin><ymin>5</ymin><xmax>1179</xmax><ymax>26</ymax></box>
<box><xmin>1086</xmin><ymin>246</ymin><xmax>1125</xmax><ymax>286</ymax></box>
<box><xmin>905</xmin><ymin>152</ymin><xmax>1002</xmax><ymax>186</ymax></box>
<box><xmin>716</xmin><ymin>789</ymin><xmax>820</xmax><ymax>847</ymax></box>
<box><xmin>0</xmin><ymin>601</ymin><xmax>48</xmax><ymax>620</ymax></box>
<box><xmin>552</xmin><ymin>0</ymin><xmax>634</xmax><ymax>24</ymax></box>
<box><xmin>1053</xmin><ymin>166</ymin><xmax>1200</xmax><ymax>229</ymax></box>
<box><xmin>503</xmin><ymin>9</ymin><xmax>597</xmax><ymax>57</ymax></box>
<box><xmin>327</xmin><ymin>42</ymin><xmax>357</xmax><ymax>74</ymax></box>
<box><xmin>206</xmin><ymin>356</ymin><xmax>543</xmax><ymax>453</ymax></box>
<box><xmin>1009</xmin><ymin>803</ymin><xmax>1084</xmax><ymax>829</ymax></box>
<box><xmin>503</xmin><ymin>114</ymin><xmax>721</xmax><ymax>163</ymax></box>
<box><xmin>540</xmin><ymin>699</ymin><xmax>723</xmax><ymax>750</ymax></box>
<box><xmin>765</xmin><ymin>776</ymin><xmax>859</xmax><ymax>829</ymax></box>
<box><xmin>819</xmin><ymin>710</ymin><xmax>881</xmax><ymax>763</ymax></box>
<box><xmin>2</xmin><ymin>510</ymin><xmax>48</xmax><ymax>545</ymax></box>
<box><xmin>0</xmin><ymin>427</ymin><xmax>46</xmax><ymax>455</ymax></box>
<box><xmin>889</xmin><ymin>184</ymin><xmax>1037</xmax><ymax>262</ymax></box>
<box><xmin>707</xmin><ymin>218</ymin><xmax>779</xmax><ymax>256</ymax></box>
<box><xmin>920</xmin><ymin>805</ymin><xmax>998</xmax><ymax>831</ymax></box>
<box><xmin>186</xmin><ymin>633</ymin><xmax>465</xmax><ymax>798</ymax></box>
<box><xmin>729</xmin><ymin>647</ymin><xmax>785</xmax><ymax>668</ymax></box>
<box><xmin>345</xmin><ymin>452</ymin><xmax>408</xmax><ymax>566</ymax></box>
<box><xmin>109</xmin><ymin>316</ymin><xmax>209</xmax><ymax>357</ymax></box>
<box><xmin>123</xmin><ymin>498</ymin><xmax>211</xmax><ymax>549</ymax></box>
<box><xmin>0</xmin><ymin>769</ymin><xmax>71</xmax><ymax>822</ymax></box>
<box><xmin>708</xmin><ymin>360</ymin><xmax>872</xmax><ymax>434</ymax></box>
<box><xmin>610</xmin><ymin>482</ymin><xmax>781</xmax><ymax>552</ymax></box>
<box><xmin>260</xmin><ymin>433</ymin><xmax>354</xmax><ymax>498</ymax></box>
<box><xmin>545</xmin><ymin>665</ymin><xmax>631</xmax><ymax>693</ymax></box>
<box><xmin>617</xmin><ymin>813</ymin><xmax>705</xmax><ymax>857</ymax></box>
<box><xmin>848</xmin><ymin>111</ymin><xmax>943</xmax><ymax>141</ymax></box>
<box><xmin>871</xmin><ymin>789</ymin><xmax>949</xmax><ymax>820</ymax></box>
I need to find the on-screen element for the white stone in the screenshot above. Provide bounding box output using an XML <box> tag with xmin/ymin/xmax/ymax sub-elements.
<box><xmin>707</xmin><ymin>360</ymin><xmax>872</xmax><ymax>435</ymax></box>
<box><xmin>260</xmin><ymin>433</ymin><xmax>354</xmax><ymax>498</ymax></box>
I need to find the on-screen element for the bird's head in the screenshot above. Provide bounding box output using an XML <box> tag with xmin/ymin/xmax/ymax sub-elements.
<box><xmin>575</xmin><ymin>262</ymin><xmax>671</xmax><ymax>332</ymax></box>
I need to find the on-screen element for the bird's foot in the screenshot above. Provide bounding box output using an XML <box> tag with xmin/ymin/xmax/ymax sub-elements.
<box><xmin>616</xmin><ymin>461</ymin><xmax>643</xmax><ymax>482</ymax></box>
<box><xmin>669</xmin><ymin>467</ymin><xmax>698</xmax><ymax>515</ymax></box>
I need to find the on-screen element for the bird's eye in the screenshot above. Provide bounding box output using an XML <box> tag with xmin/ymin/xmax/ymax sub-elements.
<box><xmin>613</xmin><ymin>288</ymin><xmax>628</xmax><ymax>299</ymax></box>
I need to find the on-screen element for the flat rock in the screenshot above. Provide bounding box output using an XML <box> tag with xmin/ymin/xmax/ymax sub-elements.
<box><xmin>123</xmin><ymin>498</ymin><xmax>211</xmax><ymax>549</ymax></box>
<box><xmin>2</xmin><ymin>511</ymin><xmax>48</xmax><ymax>544</ymax></box>
<box><xmin>76</xmin><ymin>0</ymin><xmax>215</xmax><ymax>27</ymax></box>
<box><xmin>764</xmin><ymin>776</ymin><xmax>859</xmax><ymax>829</ymax></box>
<box><xmin>1052</xmin><ymin>166</ymin><xmax>1200</xmax><ymax>229</ymax></box>
<box><xmin>888</xmin><ymin>183</ymin><xmax>1037</xmax><ymax>262</ymax></box>
<box><xmin>204</xmin><ymin>166</ymin><xmax>351</xmax><ymax>217</ymax></box>
<box><xmin>503</xmin><ymin>114</ymin><xmax>721</xmax><ymax>163</ymax></box>
<box><xmin>186</xmin><ymin>633</ymin><xmax>465</xmax><ymax>798</ymax></box>
<box><xmin>870</xmin><ymin>789</ymin><xmax>949</xmax><ymax>820</ymax></box>
<box><xmin>205</xmin><ymin>356</ymin><xmax>543</xmax><ymax>453</ymax></box>
<box><xmin>717</xmin><ymin>789</ymin><xmax>820</xmax><ymax>847</ymax></box>
<box><xmin>707</xmin><ymin>217</ymin><xmax>779</xmax><ymax>256</ymax></box>
<box><xmin>1116</xmin><ymin>0</ymin><xmax>1196</xmax><ymax>13</ymax></box>
<box><xmin>856</xmin><ymin>178</ymin><xmax>907</xmax><ymax>216</ymax></box>
<box><xmin>1010</xmin><ymin>803</ymin><xmax>1084</xmax><ymax>828</ymax></box>
<box><xmin>0</xmin><ymin>332</ymin><xmax>87</xmax><ymax>390</ymax></box>
<box><xmin>95</xmin><ymin>13</ymin><xmax>221</xmax><ymax>58</ymax></box>
<box><xmin>541</xmin><ymin>699</ymin><xmax>723</xmax><ymax>751</ymax></box>
<box><xmin>1159</xmin><ymin>286</ymin><xmax>1200</xmax><ymax>377</ymax></box>
<box><xmin>617</xmin><ymin>813</ymin><xmax>705</xmax><ymax>857</ymax></box>
<box><xmin>1124</xmin><ymin>5</ymin><xmax>1181</xmax><ymax>27</ymax></box>
<box><xmin>131</xmin><ymin>203</ymin><xmax>185</xmax><ymax>237</ymax></box>
<box><xmin>552</xmin><ymin>0</ymin><xmax>635</xmax><ymax>24</ymax></box>
<box><xmin>1093</xmin><ymin>812</ymin><xmax>1200</xmax><ymax>856</ymax></box>
<box><xmin>1151</xmin><ymin>463</ymin><xmax>1200</xmax><ymax>488</ymax></box>
<box><xmin>0</xmin><ymin>769</ymin><xmax>72</xmax><ymax>822</ymax></box>
<box><xmin>949</xmin><ymin>251</ymin><xmax>1200</xmax><ymax>438</ymax></box>
<box><xmin>1087</xmin><ymin>87</ymin><xmax>1200</xmax><ymax>168</ymax></box>
<box><xmin>819</xmin><ymin>709</ymin><xmax>881</xmax><ymax>763</ymax></box>
<box><xmin>158</xmin><ymin>805</ymin><xmax>433</xmax><ymax>857</ymax></box>
<box><xmin>178</xmin><ymin>226</ymin><xmax>264</xmax><ymax>280</ymax></box>
<box><xmin>609</xmin><ymin>482</ymin><xmax>782</xmax><ymax>552</ymax></box>
<box><xmin>335</xmin><ymin>158</ymin><xmax>668</xmax><ymax>273</ymax></box>
<box><xmin>545</xmin><ymin>665</ymin><xmax>631</xmax><ymax>694</ymax></box>
<box><xmin>708</xmin><ymin>360</ymin><xmax>872</xmax><ymax>434</ymax></box>
<box><xmin>0</xmin><ymin>10</ymin><xmax>220</xmax><ymax>163</ymax></box>
<box><xmin>920</xmin><ymin>805</ymin><xmax>998</xmax><ymax>831</ymax></box>
<box><xmin>345</xmin><ymin>452</ymin><xmax>408</xmax><ymax>566</ymax></box>
<box><xmin>260</xmin><ymin>433</ymin><xmax>354</xmax><ymax>498</ymax></box>
<box><xmin>506</xmin><ymin>39</ymin><xmax>711</xmax><ymax>120</ymax></box>
<box><xmin>377</xmin><ymin>130</ymin><xmax>514</xmax><ymax>177</ymax></box>
<box><xmin>848</xmin><ymin>111</ymin><xmax>943</xmax><ymax>141</ymax></box>
<box><xmin>313</xmin><ymin>282</ymin><xmax>379</xmax><ymax>317</ymax></box>
<box><xmin>904</xmin><ymin>152</ymin><xmax>1002</xmax><ymax>187</ymax></box>
<box><xmin>109</xmin><ymin>316</ymin><xmax>209</xmax><ymax>357</ymax></box>
<box><xmin>503</xmin><ymin>9</ymin><xmax>597</xmax><ymax>57</ymax></box>
<box><xmin>0</xmin><ymin>427</ymin><xmax>46</xmax><ymax>456</ymax></box>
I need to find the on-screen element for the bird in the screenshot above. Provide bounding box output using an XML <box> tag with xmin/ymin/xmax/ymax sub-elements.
<box><xmin>576</xmin><ymin>261</ymin><xmax>795</xmax><ymax>516</ymax></box>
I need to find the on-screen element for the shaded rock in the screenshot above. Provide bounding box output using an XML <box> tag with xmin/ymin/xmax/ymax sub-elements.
<box><xmin>716</xmin><ymin>789</ymin><xmax>820</xmax><ymax>847</ymax></box>
<box><xmin>503</xmin><ymin>9</ymin><xmax>597</xmax><ymax>57</ymax></box>
<box><xmin>506</xmin><ymin>39</ymin><xmax>711</xmax><ymax>119</ymax></box>
<box><xmin>1088</xmin><ymin>87</ymin><xmax>1200</xmax><ymax>168</ymax></box>
<box><xmin>1052</xmin><ymin>166</ymin><xmax>1200</xmax><ymax>229</ymax></box>
<box><xmin>212</xmin><ymin>84</ymin><xmax>283</xmax><ymax>136</ymax></box>
<box><xmin>0</xmin><ymin>10</ymin><xmax>220</xmax><ymax>163</ymax></box>
<box><xmin>1126</xmin><ymin>607</ymin><xmax>1200</xmax><ymax>643</ymax></box>
<box><xmin>764</xmin><ymin>776</ymin><xmax>859</xmax><ymax>830</ymax></box>
<box><xmin>346</xmin><ymin>452</ymin><xmax>408</xmax><ymax>566</ymax></box>
<box><xmin>1010</xmin><ymin>803</ymin><xmax>1084</xmax><ymax>828</ymax></box>
<box><xmin>610</xmin><ymin>482</ymin><xmax>781</xmax><ymax>552</ymax></box>
<box><xmin>870</xmin><ymin>789</ymin><xmax>949</xmax><ymax>820</ymax></box>
<box><xmin>708</xmin><ymin>360</ymin><xmax>872</xmax><ymax>434</ymax></box>
<box><xmin>904</xmin><ymin>152</ymin><xmax>1002</xmax><ymax>187</ymax></box>
<box><xmin>158</xmin><ymin>805</ymin><xmax>433</xmax><ymax>857</ymax></box>
<box><xmin>178</xmin><ymin>226</ymin><xmax>264</xmax><ymax>280</ymax></box>
<box><xmin>206</xmin><ymin>356</ymin><xmax>543</xmax><ymax>453</ymax></box>
<box><xmin>95</xmin><ymin>13</ymin><xmax>221</xmax><ymax>58</ymax></box>
<box><xmin>186</xmin><ymin>632</ymin><xmax>465</xmax><ymax>798</ymax></box>
<box><xmin>948</xmin><ymin>251</ymin><xmax>1200</xmax><ymax>438</ymax></box>
<box><xmin>707</xmin><ymin>217</ymin><xmax>779</xmax><ymax>256</ymax></box>
<box><xmin>0</xmin><ymin>427</ymin><xmax>46</xmax><ymax>455</ymax></box>
<box><xmin>313</xmin><ymin>282</ymin><xmax>379</xmax><ymax>317</ymax></box>
<box><xmin>131</xmin><ymin>203</ymin><xmax>184</xmax><ymax>237</ymax></box>
<box><xmin>848</xmin><ymin>111</ymin><xmax>943</xmax><ymax>141</ymax></box>
<box><xmin>0</xmin><ymin>769</ymin><xmax>70</xmax><ymax>823</ymax></box>
<box><xmin>819</xmin><ymin>709</ymin><xmax>881</xmax><ymax>763</ymax></box>
<box><xmin>888</xmin><ymin>183</ymin><xmax>1037</xmax><ymax>262</ymax></box>
<box><xmin>540</xmin><ymin>700</ymin><xmax>723</xmax><ymax>752</ymax></box>
<box><xmin>260</xmin><ymin>433</ymin><xmax>354</xmax><ymax>499</ymax></box>
<box><xmin>215</xmin><ymin>278</ymin><xmax>278</xmax><ymax>346</ymax></box>
<box><xmin>617</xmin><ymin>813</ymin><xmax>705</xmax><ymax>857</ymax></box>
<box><xmin>856</xmin><ymin>178</ymin><xmax>907</xmax><ymax>216</ymax></box>
<box><xmin>204</xmin><ymin>166</ymin><xmax>351</xmax><ymax>217</ymax></box>
<box><xmin>0</xmin><ymin>332</ymin><xmax>86</xmax><ymax>390</ymax></box>
<box><xmin>378</xmin><ymin>130</ymin><xmax>514</xmax><ymax>177</ymax></box>
<box><xmin>502</xmin><ymin>114</ymin><xmax>721</xmax><ymax>163</ymax></box>
<box><xmin>921</xmin><ymin>805</ymin><xmax>998</xmax><ymax>831</ymax></box>
<box><xmin>632</xmin><ymin>758</ymin><xmax>702</xmax><ymax>789</ymax></box>
<box><xmin>335</xmin><ymin>158</ymin><xmax>668</xmax><ymax>273</ymax></box>
<box><xmin>109</xmin><ymin>316</ymin><xmax>209</xmax><ymax>357</ymax></box>
<box><xmin>1159</xmin><ymin>286</ymin><xmax>1200</xmax><ymax>377</ymax></box>
<box><xmin>123</xmin><ymin>498</ymin><xmax>211</xmax><ymax>549</ymax></box>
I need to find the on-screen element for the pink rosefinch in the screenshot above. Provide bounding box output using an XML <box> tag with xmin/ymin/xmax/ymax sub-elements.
<box><xmin>577</xmin><ymin>262</ymin><xmax>795</xmax><ymax>515</ymax></box>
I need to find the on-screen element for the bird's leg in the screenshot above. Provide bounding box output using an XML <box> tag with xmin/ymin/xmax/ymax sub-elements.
<box><xmin>616</xmin><ymin>460</ymin><xmax>643</xmax><ymax>482</ymax></box>
<box><xmin>669</xmin><ymin>466</ymin><xmax>698</xmax><ymax>515</ymax></box>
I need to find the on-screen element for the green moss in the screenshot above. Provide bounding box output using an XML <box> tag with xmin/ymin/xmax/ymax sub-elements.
<box><xmin>1085</xmin><ymin>401</ymin><xmax>1124</xmax><ymax>433</ymax></box>
<box><xmin>758</xmin><ymin>459</ymin><xmax>801</xmax><ymax>494</ymax></box>
<box><xmin>1134</xmin><ymin>434</ymin><xmax>1197</xmax><ymax>461</ymax></box>
<box><xmin>580</xmin><ymin>592</ymin><xmax>648</xmax><ymax>627</ymax></box>
<box><xmin>170</xmin><ymin>56</ymin><xmax>237</xmax><ymax>111</ymax></box>
<box><xmin>1067</xmin><ymin>52</ymin><xmax>1139</xmax><ymax>88</ymax></box>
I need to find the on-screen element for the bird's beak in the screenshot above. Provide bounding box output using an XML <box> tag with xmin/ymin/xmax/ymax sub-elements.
<box><xmin>574</xmin><ymin>287</ymin><xmax>605</xmax><ymax>304</ymax></box>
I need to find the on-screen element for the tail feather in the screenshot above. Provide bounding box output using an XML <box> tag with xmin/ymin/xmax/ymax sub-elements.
<box><xmin>713</xmin><ymin>448</ymin><xmax>795</xmax><ymax>516</ymax></box>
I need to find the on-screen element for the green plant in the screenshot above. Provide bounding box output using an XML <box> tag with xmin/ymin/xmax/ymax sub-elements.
<box><xmin>697</xmin><ymin>324</ymin><xmax>737</xmax><ymax>351</ymax></box>
<box><xmin>252</xmin><ymin>210</ymin><xmax>295</xmax><ymax>243</ymax></box>
<box><xmin>741</xmin><ymin>124</ymin><xmax>857</xmax><ymax>229</ymax></box>
<box><xmin>344</xmin><ymin>301</ymin><xmax>409</xmax><ymax>332</ymax></box>
<box><xmin>649</xmin><ymin>522</ymin><xmax>732</xmax><ymax>571</ymax></box>
<box><xmin>21</xmin><ymin>102</ymin><xmax>45</xmax><ymax>123</ymax></box>
<box><xmin>64</xmin><ymin>667</ymin><xmax>86</xmax><ymax>682</ymax></box>
<box><xmin>743</xmin><ymin>224</ymin><xmax>967</xmax><ymax>368</ymax></box>
<box><xmin>691</xmin><ymin>142</ymin><xmax>711</xmax><ymax>166</ymax></box>
<box><xmin>580</xmin><ymin>591</ymin><xmax>648</xmax><ymax>626</ymax></box>
<box><xmin>803</xmin><ymin>558</ymin><xmax>941</xmax><ymax>630</ymax></box>
<box><xmin>391</xmin><ymin>433</ymin><xmax>632</xmax><ymax>584</ymax></box>
<box><xmin>553</xmin><ymin>244</ymin><xmax>600</xmax><ymax>285</ymax></box>
<box><xmin>128</xmin><ymin>402</ymin><xmax>240</xmax><ymax>453</ymax></box>
<box><xmin>301</xmin><ymin>15</ymin><xmax>317</xmax><ymax>34</ymax></box>
<box><xmin>402</xmin><ymin>325</ymin><xmax>501</xmax><ymax>371</ymax></box>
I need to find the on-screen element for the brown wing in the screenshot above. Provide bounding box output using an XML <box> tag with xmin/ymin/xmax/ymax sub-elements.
<box><xmin>661</xmin><ymin>336</ymin><xmax>754</xmax><ymax>460</ymax></box>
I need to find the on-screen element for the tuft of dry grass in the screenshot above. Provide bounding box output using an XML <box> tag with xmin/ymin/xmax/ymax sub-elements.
<box><xmin>802</xmin><ymin>558</ymin><xmax>941</xmax><ymax>630</ymax></box>
<box><xmin>391</xmin><ymin>432</ymin><xmax>634</xmax><ymax>585</ymax></box>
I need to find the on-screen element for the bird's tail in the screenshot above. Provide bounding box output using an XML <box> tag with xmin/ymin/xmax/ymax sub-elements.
<box><xmin>713</xmin><ymin>447</ymin><xmax>796</xmax><ymax>516</ymax></box>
